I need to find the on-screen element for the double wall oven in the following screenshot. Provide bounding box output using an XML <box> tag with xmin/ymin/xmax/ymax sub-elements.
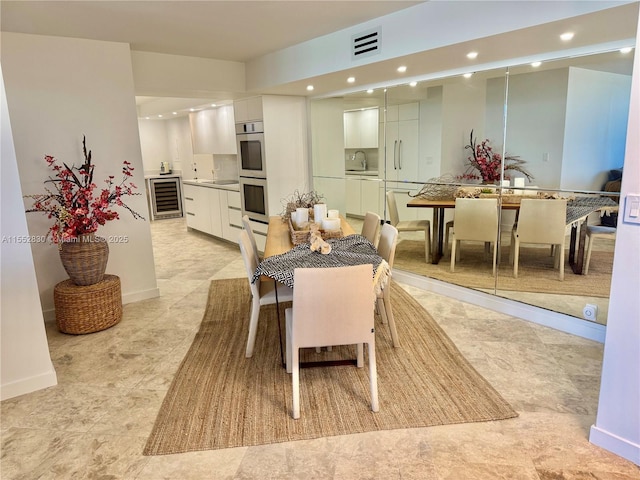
<box><xmin>237</xmin><ymin>121</ymin><xmax>269</xmax><ymax>223</ymax></box>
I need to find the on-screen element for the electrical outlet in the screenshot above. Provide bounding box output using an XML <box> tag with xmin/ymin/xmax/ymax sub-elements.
<box><xmin>583</xmin><ymin>304</ymin><xmax>598</xmax><ymax>321</ymax></box>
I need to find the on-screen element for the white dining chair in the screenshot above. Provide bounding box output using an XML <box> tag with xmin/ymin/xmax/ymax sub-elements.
<box><xmin>584</xmin><ymin>225</ymin><xmax>616</xmax><ymax>275</ymax></box>
<box><xmin>285</xmin><ymin>264</ymin><xmax>378</xmax><ymax>419</ymax></box>
<box><xmin>386</xmin><ymin>190</ymin><xmax>431</xmax><ymax>262</ymax></box>
<box><xmin>242</xmin><ymin>214</ymin><xmax>261</xmax><ymax>261</ymax></box>
<box><xmin>361</xmin><ymin>211</ymin><xmax>381</xmax><ymax>247</ymax></box>
<box><xmin>450</xmin><ymin>198</ymin><xmax>499</xmax><ymax>275</ymax></box>
<box><xmin>376</xmin><ymin>223</ymin><xmax>400</xmax><ymax>347</ymax></box>
<box><xmin>239</xmin><ymin>229</ymin><xmax>293</xmax><ymax>358</ymax></box>
<box><xmin>509</xmin><ymin>198</ymin><xmax>568</xmax><ymax>281</ymax></box>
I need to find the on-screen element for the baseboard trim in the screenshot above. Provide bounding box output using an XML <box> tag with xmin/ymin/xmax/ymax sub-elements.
<box><xmin>590</xmin><ymin>424</ymin><xmax>640</xmax><ymax>466</ymax></box>
<box><xmin>393</xmin><ymin>269</ymin><xmax>606</xmax><ymax>343</ymax></box>
<box><xmin>1</xmin><ymin>367</ymin><xmax>58</xmax><ymax>401</ymax></box>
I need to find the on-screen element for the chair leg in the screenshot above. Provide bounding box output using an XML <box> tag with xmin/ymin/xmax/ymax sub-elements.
<box><xmin>285</xmin><ymin>310</ymin><xmax>293</xmax><ymax>374</ymax></box>
<box><xmin>377</xmin><ymin>296</ymin><xmax>388</xmax><ymax>324</ymax></box>
<box><xmin>383</xmin><ymin>288</ymin><xmax>400</xmax><ymax>347</ymax></box>
<box><xmin>558</xmin><ymin>244</ymin><xmax>565</xmax><ymax>281</ymax></box>
<box><xmin>245</xmin><ymin>297</ymin><xmax>261</xmax><ymax>358</ymax></box>
<box><xmin>368</xmin><ymin>341</ymin><xmax>379</xmax><ymax>413</ymax></box>
<box><xmin>291</xmin><ymin>347</ymin><xmax>300</xmax><ymax>419</ymax></box>
<box><xmin>356</xmin><ymin>343</ymin><xmax>364</xmax><ymax>368</ymax></box>
<box><xmin>584</xmin><ymin>235</ymin><xmax>593</xmax><ymax>275</ymax></box>
<box><xmin>450</xmin><ymin>237</ymin><xmax>457</xmax><ymax>273</ymax></box>
<box><xmin>492</xmin><ymin>241</ymin><xmax>497</xmax><ymax>277</ymax></box>
<box><xmin>513</xmin><ymin>241</ymin><xmax>520</xmax><ymax>278</ymax></box>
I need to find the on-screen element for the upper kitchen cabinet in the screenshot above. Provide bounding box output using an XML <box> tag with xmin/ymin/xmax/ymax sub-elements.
<box><xmin>233</xmin><ymin>96</ymin><xmax>263</xmax><ymax>123</ymax></box>
<box><xmin>344</xmin><ymin>108</ymin><xmax>379</xmax><ymax>148</ymax></box>
<box><xmin>189</xmin><ymin>105</ymin><xmax>237</xmax><ymax>155</ymax></box>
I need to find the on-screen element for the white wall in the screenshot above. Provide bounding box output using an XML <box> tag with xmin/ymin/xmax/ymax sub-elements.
<box><xmin>2</xmin><ymin>32</ymin><xmax>159</xmax><ymax>316</ymax></box>
<box><xmin>1</xmin><ymin>66</ymin><xmax>58</xmax><ymax>400</ymax></box>
<box><xmin>138</xmin><ymin>119</ymin><xmax>170</xmax><ymax>173</ymax></box>
<box><xmin>590</xmin><ymin>9</ymin><xmax>640</xmax><ymax>465</ymax></box>
<box><xmin>563</xmin><ymin>67</ymin><xmax>631</xmax><ymax>190</ymax></box>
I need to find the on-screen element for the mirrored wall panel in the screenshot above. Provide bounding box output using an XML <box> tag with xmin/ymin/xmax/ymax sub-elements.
<box><xmin>309</xmin><ymin>48</ymin><xmax>632</xmax><ymax>326</ymax></box>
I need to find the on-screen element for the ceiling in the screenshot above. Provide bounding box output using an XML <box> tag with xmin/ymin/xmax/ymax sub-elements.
<box><xmin>2</xmin><ymin>1</ymin><xmax>637</xmax><ymax>118</ymax></box>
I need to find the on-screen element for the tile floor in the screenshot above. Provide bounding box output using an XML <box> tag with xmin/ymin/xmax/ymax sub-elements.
<box><xmin>1</xmin><ymin>217</ymin><xmax>638</xmax><ymax>479</ymax></box>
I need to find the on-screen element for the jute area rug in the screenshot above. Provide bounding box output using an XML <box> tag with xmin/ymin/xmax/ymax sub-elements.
<box><xmin>144</xmin><ymin>278</ymin><xmax>517</xmax><ymax>456</ymax></box>
<box><xmin>394</xmin><ymin>240</ymin><xmax>613</xmax><ymax>298</ymax></box>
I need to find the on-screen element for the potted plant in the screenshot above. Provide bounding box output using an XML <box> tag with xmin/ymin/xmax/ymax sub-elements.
<box><xmin>24</xmin><ymin>136</ymin><xmax>144</xmax><ymax>285</ymax></box>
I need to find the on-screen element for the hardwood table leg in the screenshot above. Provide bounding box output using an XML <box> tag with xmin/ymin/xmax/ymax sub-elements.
<box><xmin>431</xmin><ymin>208</ymin><xmax>444</xmax><ymax>264</ymax></box>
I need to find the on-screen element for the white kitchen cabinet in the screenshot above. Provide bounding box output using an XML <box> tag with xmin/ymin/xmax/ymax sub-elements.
<box><xmin>223</xmin><ymin>191</ymin><xmax>242</xmax><ymax>244</ymax></box>
<box><xmin>183</xmin><ymin>184</ymin><xmax>213</xmax><ymax>234</ymax></box>
<box><xmin>233</xmin><ymin>96</ymin><xmax>263</xmax><ymax>123</ymax></box>
<box><xmin>381</xmin><ymin>102</ymin><xmax>419</xmax><ymax>183</ymax></box>
<box><xmin>189</xmin><ymin>105</ymin><xmax>237</xmax><ymax>155</ymax></box>
<box><xmin>345</xmin><ymin>177</ymin><xmax>361</xmax><ymax>215</ymax></box>
<box><xmin>344</xmin><ymin>108</ymin><xmax>379</xmax><ymax>149</ymax></box>
<box><xmin>208</xmin><ymin>187</ymin><xmax>223</xmax><ymax>238</ymax></box>
<box><xmin>345</xmin><ymin>176</ymin><xmax>382</xmax><ymax>217</ymax></box>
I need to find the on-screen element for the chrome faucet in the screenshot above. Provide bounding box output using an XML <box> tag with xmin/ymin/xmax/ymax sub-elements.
<box><xmin>354</xmin><ymin>150</ymin><xmax>367</xmax><ymax>170</ymax></box>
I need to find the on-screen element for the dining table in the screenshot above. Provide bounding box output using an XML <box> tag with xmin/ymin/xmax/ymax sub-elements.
<box><xmin>252</xmin><ymin>215</ymin><xmax>390</xmax><ymax>368</ymax></box>
<box><xmin>407</xmin><ymin>195</ymin><xmax>618</xmax><ymax>274</ymax></box>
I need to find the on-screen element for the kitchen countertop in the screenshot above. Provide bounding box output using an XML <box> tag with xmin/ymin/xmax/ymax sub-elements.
<box><xmin>182</xmin><ymin>179</ymin><xmax>240</xmax><ymax>192</ymax></box>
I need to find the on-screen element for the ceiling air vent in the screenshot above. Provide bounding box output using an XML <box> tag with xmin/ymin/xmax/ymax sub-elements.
<box><xmin>351</xmin><ymin>27</ymin><xmax>381</xmax><ymax>60</ymax></box>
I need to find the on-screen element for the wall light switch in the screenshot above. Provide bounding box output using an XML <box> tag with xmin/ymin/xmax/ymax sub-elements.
<box><xmin>623</xmin><ymin>193</ymin><xmax>640</xmax><ymax>225</ymax></box>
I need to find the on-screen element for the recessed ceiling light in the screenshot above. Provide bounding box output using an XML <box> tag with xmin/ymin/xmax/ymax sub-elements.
<box><xmin>172</xmin><ymin>112</ymin><xmax>178</xmax><ymax>115</ymax></box>
<box><xmin>409</xmin><ymin>81</ymin><xmax>417</xmax><ymax>87</ymax></box>
<box><xmin>306</xmin><ymin>85</ymin><xmax>314</xmax><ymax>91</ymax></box>
<box><xmin>531</xmin><ymin>61</ymin><xmax>542</xmax><ymax>67</ymax></box>
<box><xmin>560</xmin><ymin>32</ymin><xmax>574</xmax><ymax>41</ymax></box>
<box><xmin>620</xmin><ymin>47</ymin><xmax>633</xmax><ymax>54</ymax></box>
<box><xmin>190</xmin><ymin>108</ymin><xmax>195</xmax><ymax>112</ymax></box>
<box><xmin>347</xmin><ymin>76</ymin><xmax>355</xmax><ymax>83</ymax></box>
<box><xmin>211</xmin><ymin>103</ymin><xmax>217</xmax><ymax>107</ymax></box>
<box><xmin>463</xmin><ymin>72</ymin><xmax>473</xmax><ymax>78</ymax></box>
<box><xmin>158</xmin><ymin>114</ymin><xmax>163</xmax><ymax>118</ymax></box>
<box><xmin>145</xmin><ymin>116</ymin><xmax>150</xmax><ymax>120</ymax></box>
<box><xmin>397</xmin><ymin>66</ymin><xmax>407</xmax><ymax>73</ymax></box>
<box><xmin>367</xmin><ymin>89</ymin><xmax>374</xmax><ymax>94</ymax></box>
<box><xmin>466</xmin><ymin>51</ymin><xmax>478</xmax><ymax>59</ymax></box>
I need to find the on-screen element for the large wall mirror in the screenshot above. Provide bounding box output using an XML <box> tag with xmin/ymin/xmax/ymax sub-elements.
<box><xmin>310</xmin><ymin>46</ymin><xmax>633</xmax><ymax>327</ymax></box>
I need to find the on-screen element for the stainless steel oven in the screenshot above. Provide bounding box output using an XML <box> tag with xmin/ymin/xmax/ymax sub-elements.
<box><xmin>236</xmin><ymin>121</ymin><xmax>266</xmax><ymax>178</ymax></box>
<box><xmin>239</xmin><ymin>176</ymin><xmax>269</xmax><ymax>224</ymax></box>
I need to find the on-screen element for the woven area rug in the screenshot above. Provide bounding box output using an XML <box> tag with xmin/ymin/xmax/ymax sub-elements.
<box><xmin>143</xmin><ymin>278</ymin><xmax>517</xmax><ymax>455</ymax></box>
<box><xmin>394</xmin><ymin>240</ymin><xmax>613</xmax><ymax>297</ymax></box>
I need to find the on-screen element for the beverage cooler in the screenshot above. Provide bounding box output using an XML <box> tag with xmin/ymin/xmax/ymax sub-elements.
<box><xmin>146</xmin><ymin>176</ymin><xmax>183</xmax><ymax>220</ymax></box>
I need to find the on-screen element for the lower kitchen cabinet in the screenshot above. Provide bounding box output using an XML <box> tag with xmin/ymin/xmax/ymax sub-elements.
<box><xmin>183</xmin><ymin>183</ymin><xmax>241</xmax><ymax>243</ymax></box>
<box><xmin>345</xmin><ymin>176</ymin><xmax>382</xmax><ymax>217</ymax></box>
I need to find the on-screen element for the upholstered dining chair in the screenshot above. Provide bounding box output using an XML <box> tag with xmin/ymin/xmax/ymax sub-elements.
<box><xmin>242</xmin><ymin>214</ymin><xmax>261</xmax><ymax>261</ymax></box>
<box><xmin>584</xmin><ymin>225</ymin><xmax>616</xmax><ymax>275</ymax></box>
<box><xmin>238</xmin><ymin>229</ymin><xmax>293</xmax><ymax>358</ymax></box>
<box><xmin>450</xmin><ymin>198</ymin><xmax>499</xmax><ymax>275</ymax></box>
<box><xmin>509</xmin><ymin>198</ymin><xmax>568</xmax><ymax>281</ymax></box>
<box><xmin>285</xmin><ymin>264</ymin><xmax>378</xmax><ymax>419</ymax></box>
<box><xmin>376</xmin><ymin>223</ymin><xmax>400</xmax><ymax>347</ymax></box>
<box><xmin>386</xmin><ymin>190</ymin><xmax>431</xmax><ymax>262</ymax></box>
<box><xmin>361</xmin><ymin>211</ymin><xmax>381</xmax><ymax>247</ymax></box>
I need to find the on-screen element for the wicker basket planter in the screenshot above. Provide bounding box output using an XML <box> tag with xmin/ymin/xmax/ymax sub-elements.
<box><xmin>54</xmin><ymin>274</ymin><xmax>122</xmax><ymax>334</ymax></box>
<box><xmin>59</xmin><ymin>234</ymin><xmax>109</xmax><ymax>286</ymax></box>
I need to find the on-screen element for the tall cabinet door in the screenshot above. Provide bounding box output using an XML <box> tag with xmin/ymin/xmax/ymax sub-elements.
<box><xmin>396</xmin><ymin>119</ymin><xmax>419</xmax><ymax>181</ymax></box>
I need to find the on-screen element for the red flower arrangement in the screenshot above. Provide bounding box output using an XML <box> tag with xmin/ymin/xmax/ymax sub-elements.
<box><xmin>25</xmin><ymin>136</ymin><xmax>144</xmax><ymax>244</ymax></box>
<box><xmin>459</xmin><ymin>130</ymin><xmax>533</xmax><ymax>183</ymax></box>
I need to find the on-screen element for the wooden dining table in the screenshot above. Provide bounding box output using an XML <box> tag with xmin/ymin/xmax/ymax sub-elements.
<box><xmin>256</xmin><ymin>215</ymin><xmax>388</xmax><ymax>368</ymax></box>
<box><xmin>407</xmin><ymin>196</ymin><xmax>618</xmax><ymax>274</ymax></box>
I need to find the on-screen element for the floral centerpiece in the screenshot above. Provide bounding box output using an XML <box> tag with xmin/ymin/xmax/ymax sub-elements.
<box><xmin>25</xmin><ymin>136</ymin><xmax>144</xmax><ymax>245</ymax></box>
<box><xmin>459</xmin><ymin>130</ymin><xmax>533</xmax><ymax>183</ymax></box>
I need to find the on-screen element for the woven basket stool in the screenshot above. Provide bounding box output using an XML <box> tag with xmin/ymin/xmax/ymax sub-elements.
<box><xmin>54</xmin><ymin>274</ymin><xmax>122</xmax><ymax>334</ymax></box>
